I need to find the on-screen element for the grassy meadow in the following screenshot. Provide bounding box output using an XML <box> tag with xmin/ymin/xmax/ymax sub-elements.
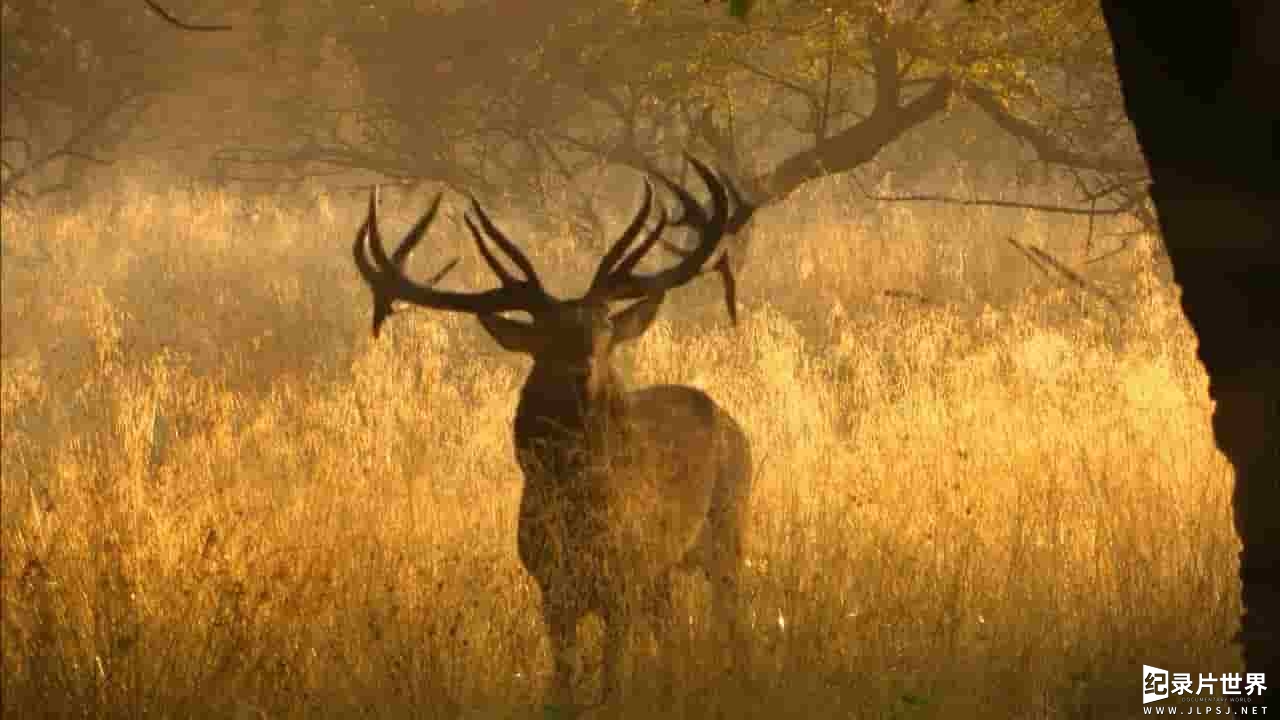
<box><xmin>0</xmin><ymin>178</ymin><xmax>1239</xmax><ymax>718</ymax></box>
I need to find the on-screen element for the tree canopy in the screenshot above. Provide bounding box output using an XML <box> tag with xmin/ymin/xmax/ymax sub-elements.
<box><xmin>3</xmin><ymin>0</ymin><xmax>1146</xmax><ymax>233</ymax></box>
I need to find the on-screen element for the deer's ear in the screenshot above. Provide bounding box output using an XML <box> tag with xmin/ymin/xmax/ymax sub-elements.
<box><xmin>610</xmin><ymin>294</ymin><xmax>664</xmax><ymax>345</ymax></box>
<box><xmin>478</xmin><ymin>313</ymin><xmax>544</xmax><ymax>354</ymax></box>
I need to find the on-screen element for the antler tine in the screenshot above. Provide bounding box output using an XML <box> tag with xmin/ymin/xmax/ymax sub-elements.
<box><xmin>361</xmin><ymin>187</ymin><xmax>446</xmax><ymax>275</ymax></box>
<box><xmin>587</xmin><ymin>179</ymin><xmax>655</xmax><ymax>295</ymax></box>
<box><xmin>355</xmin><ymin>189</ymin><xmax>456</xmax><ymax>336</ymax></box>
<box><xmin>713</xmin><ymin>253</ymin><xmax>738</xmax><ymax>324</ymax></box>
<box><xmin>392</xmin><ymin>195</ymin><xmax>444</xmax><ymax>267</ymax></box>
<box><xmin>463</xmin><ymin>214</ymin><xmax>521</xmax><ymax>286</ymax></box>
<box><xmin>427</xmin><ymin>257</ymin><xmax>461</xmax><ymax>286</ymax></box>
<box><xmin>360</xmin><ymin>185</ymin><xmax>391</xmax><ymax>272</ymax></box>
<box><xmin>660</xmin><ymin>234</ymin><xmax>739</xmax><ymax>325</ymax></box>
<box><xmin>352</xmin><ymin>196</ymin><xmax>378</xmax><ymax>286</ymax></box>
<box><xmin>721</xmin><ymin>173</ymin><xmax>757</xmax><ymax>234</ymax></box>
<box><xmin>655</xmin><ymin>154</ymin><xmax>728</xmax><ymax>233</ymax></box>
<box><xmin>467</xmin><ymin>196</ymin><xmax>545</xmax><ymax>292</ymax></box>
<box><xmin>353</xmin><ymin>187</ymin><xmax>552</xmax><ymax>337</ymax></box>
<box><xmin>611</xmin><ymin>206</ymin><xmax>669</xmax><ymax>279</ymax></box>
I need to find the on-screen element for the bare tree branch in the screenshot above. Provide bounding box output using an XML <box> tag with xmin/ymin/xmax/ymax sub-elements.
<box><xmin>851</xmin><ymin>171</ymin><xmax>1142</xmax><ymax>217</ymax></box>
<box><xmin>1085</xmin><ymin>235</ymin><xmax>1136</xmax><ymax>265</ymax></box>
<box><xmin>759</xmin><ymin>75</ymin><xmax>954</xmax><ymax>200</ymax></box>
<box><xmin>1007</xmin><ymin>237</ymin><xmax>1121</xmax><ymax>308</ymax></box>
<box><xmin>46</xmin><ymin>149</ymin><xmax>112</xmax><ymax>166</ymax></box>
<box><xmin>1</xmin><ymin>136</ymin><xmax>33</xmax><ymax>163</ymax></box>
<box><xmin>1</xmin><ymin>92</ymin><xmax>138</xmax><ymax>203</ymax></box>
<box><xmin>965</xmin><ymin>86</ymin><xmax>1146</xmax><ymax>175</ymax></box>
<box><xmin>731</xmin><ymin>58</ymin><xmax>818</xmax><ymax>104</ymax></box>
<box><xmin>143</xmin><ymin>0</ymin><xmax>232</xmax><ymax>32</ymax></box>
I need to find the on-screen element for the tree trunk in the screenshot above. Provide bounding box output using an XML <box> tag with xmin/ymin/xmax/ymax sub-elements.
<box><xmin>1100</xmin><ymin>1</ymin><xmax>1279</xmax><ymax>674</ymax></box>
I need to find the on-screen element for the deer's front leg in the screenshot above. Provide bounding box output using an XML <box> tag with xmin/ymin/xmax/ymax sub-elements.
<box><xmin>543</xmin><ymin>601</ymin><xmax>580</xmax><ymax>706</ymax></box>
<box><xmin>600</xmin><ymin>603</ymin><xmax>632</xmax><ymax>704</ymax></box>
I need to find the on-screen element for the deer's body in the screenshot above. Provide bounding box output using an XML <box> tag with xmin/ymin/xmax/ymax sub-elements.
<box><xmin>352</xmin><ymin>156</ymin><xmax>754</xmax><ymax>706</ymax></box>
<box><xmin>514</xmin><ymin>376</ymin><xmax>752</xmax><ymax>690</ymax></box>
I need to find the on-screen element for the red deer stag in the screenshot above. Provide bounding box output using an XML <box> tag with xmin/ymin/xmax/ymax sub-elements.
<box><xmin>352</xmin><ymin>156</ymin><xmax>754</xmax><ymax>706</ymax></box>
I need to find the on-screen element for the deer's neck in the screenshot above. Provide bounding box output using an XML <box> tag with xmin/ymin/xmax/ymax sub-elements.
<box><xmin>513</xmin><ymin>365</ymin><xmax>630</xmax><ymax>473</ymax></box>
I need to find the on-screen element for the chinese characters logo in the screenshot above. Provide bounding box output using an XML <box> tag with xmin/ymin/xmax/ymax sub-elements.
<box><xmin>1143</xmin><ymin>665</ymin><xmax>1267</xmax><ymax>705</ymax></box>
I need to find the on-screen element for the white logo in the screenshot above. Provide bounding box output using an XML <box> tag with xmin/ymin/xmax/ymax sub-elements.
<box><xmin>1143</xmin><ymin>665</ymin><xmax>1268</xmax><ymax>706</ymax></box>
<box><xmin>1144</xmin><ymin>665</ymin><xmax>1170</xmax><ymax>704</ymax></box>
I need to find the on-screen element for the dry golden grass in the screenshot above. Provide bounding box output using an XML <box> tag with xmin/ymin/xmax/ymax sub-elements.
<box><xmin>1</xmin><ymin>179</ymin><xmax>1237</xmax><ymax>719</ymax></box>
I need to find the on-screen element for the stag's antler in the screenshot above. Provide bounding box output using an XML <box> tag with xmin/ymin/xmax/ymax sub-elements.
<box><xmin>591</xmin><ymin>154</ymin><xmax>754</xmax><ymax>322</ymax></box>
<box><xmin>588</xmin><ymin>155</ymin><xmax>732</xmax><ymax>301</ymax></box>
<box><xmin>656</xmin><ymin>161</ymin><xmax>754</xmax><ymax>323</ymax></box>
<box><xmin>659</xmin><ymin>242</ymin><xmax>741</xmax><ymax>324</ymax></box>
<box><xmin>353</xmin><ymin>186</ymin><xmax>553</xmax><ymax>336</ymax></box>
<box><xmin>354</xmin><ymin>156</ymin><xmax>753</xmax><ymax>334</ymax></box>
